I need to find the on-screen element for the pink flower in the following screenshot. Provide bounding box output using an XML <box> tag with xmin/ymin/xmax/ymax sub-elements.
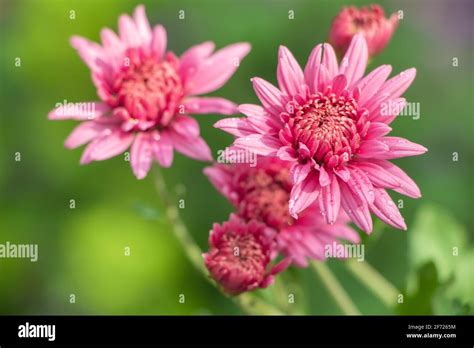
<box><xmin>204</xmin><ymin>158</ymin><xmax>360</xmax><ymax>267</ymax></box>
<box><xmin>203</xmin><ymin>214</ymin><xmax>290</xmax><ymax>295</ymax></box>
<box><xmin>215</xmin><ymin>34</ymin><xmax>427</xmax><ymax>233</ymax></box>
<box><xmin>329</xmin><ymin>4</ymin><xmax>398</xmax><ymax>57</ymax></box>
<box><xmin>49</xmin><ymin>5</ymin><xmax>250</xmax><ymax>179</ymax></box>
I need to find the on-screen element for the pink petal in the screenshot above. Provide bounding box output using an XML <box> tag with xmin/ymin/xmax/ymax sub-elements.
<box><xmin>340</xmin><ymin>181</ymin><xmax>373</xmax><ymax>233</ymax></box>
<box><xmin>178</xmin><ymin>41</ymin><xmax>215</xmax><ymax>78</ymax></box>
<box><xmin>289</xmin><ymin>172</ymin><xmax>320</xmax><ymax>219</ymax></box>
<box><xmin>48</xmin><ymin>102</ymin><xmax>110</xmax><ymax>121</ymax></box>
<box><xmin>369</xmin><ymin>188</ymin><xmax>407</xmax><ymax>230</ymax></box>
<box><xmin>171</xmin><ymin>115</ymin><xmax>200</xmax><ymax>138</ymax></box>
<box><xmin>313</xmin><ymin>64</ymin><xmax>330</xmax><ymax>93</ymax></box>
<box><xmin>130</xmin><ymin>132</ymin><xmax>153</xmax><ymax>179</ymax></box>
<box><xmin>304</xmin><ymin>44</ymin><xmax>323</xmax><ymax>89</ymax></box>
<box><xmin>70</xmin><ymin>36</ymin><xmax>109</xmax><ymax>74</ymax></box>
<box><xmin>239</xmin><ymin>104</ymin><xmax>281</xmax><ymax>131</ymax></box>
<box><xmin>377</xmin><ymin>137</ymin><xmax>428</xmax><ymax>159</ymax></box>
<box><xmin>318</xmin><ymin>166</ymin><xmax>331</xmax><ymax>186</ymax></box>
<box><xmin>277</xmin><ymin>46</ymin><xmax>305</xmax><ymax>96</ymax></box>
<box><xmin>118</xmin><ymin>15</ymin><xmax>140</xmax><ymax>47</ymax></box>
<box><xmin>81</xmin><ymin>130</ymin><xmax>134</xmax><ymax>164</ymax></box>
<box><xmin>251</xmin><ymin>77</ymin><xmax>285</xmax><ymax>116</ymax></box>
<box><xmin>364</xmin><ymin>122</ymin><xmax>392</xmax><ymax>140</ymax></box>
<box><xmin>100</xmin><ymin>28</ymin><xmax>124</xmax><ymax>69</ymax></box>
<box><xmin>289</xmin><ymin>162</ymin><xmax>312</xmax><ymax>185</ymax></box>
<box><xmin>355</xmin><ymin>65</ymin><xmax>392</xmax><ymax>106</ymax></box>
<box><xmin>322</xmin><ymin>43</ymin><xmax>339</xmax><ymax>78</ymax></box>
<box><xmin>318</xmin><ymin>174</ymin><xmax>341</xmax><ymax>225</ymax></box>
<box><xmin>183</xmin><ymin>97</ymin><xmax>237</xmax><ymax>115</ymax></box>
<box><xmin>233</xmin><ymin>134</ymin><xmax>279</xmax><ymax>156</ymax></box>
<box><xmin>335</xmin><ymin>166</ymin><xmax>351</xmax><ymax>182</ymax></box>
<box><xmin>64</xmin><ymin>121</ymin><xmax>111</xmax><ymax>149</ymax></box>
<box><xmin>353</xmin><ymin>161</ymin><xmax>399</xmax><ymax>189</ymax></box>
<box><xmin>133</xmin><ymin>5</ymin><xmax>152</xmax><ymax>44</ymax></box>
<box><xmin>151</xmin><ymin>131</ymin><xmax>173</xmax><ymax>167</ymax></box>
<box><xmin>214</xmin><ymin>118</ymin><xmax>256</xmax><ymax>137</ymax></box>
<box><xmin>186</xmin><ymin>42</ymin><xmax>251</xmax><ymax>95</ymax></box>
<box><xmin>277</xmin><ymin>146</ymin><xmax>297</xmax><ymax>161</ymax></box>
<box><xmin>347</xmin><ymin>166</ymin><xmax>375</xmax><ymax>204</ymax></box>
<box><xmin>377</xmin><ymin>68</ymin><xmax>416</xmax><ymax>99</ymax></box>
<box><xmin>151</xmin><ymin>25</ymin><xmax>167</xmax><ymax>60</ymax></box>
<box><xmin>304</xmin><ymin>43</ymin><xmax>338</xmax><ymax>89</ymax></box>
<box><xmin>169</xmin><ymin>131</ymin><xmax>212</xmax><ymax>161</ymax></box>
<box><xmin>203</xmin><ymin>165</ymin><xmax>233</xmax><ymax>200</ymax></box>
<box><xmin>370</xmin><ymin>98</ymin><xmax>407</xmax><ymax>124</ymax></box>
<box><xmin>370</xmin><ymin>159</ymin><xmax>421</xmax><ymax>198</ymax></box>
<box><xmin>357</xmin><ymin>139</ymin><xmax>390</xmax><ymax>158</ymax></box>
<box><xmin>331</xmin><ymin>74</ymin><xmax>347</xmax><ymax>95</ymax></box>
<box><xmin>338</xmin><ymin>34</ymin><xmax>368</xmax><ymax>86</ymax></box>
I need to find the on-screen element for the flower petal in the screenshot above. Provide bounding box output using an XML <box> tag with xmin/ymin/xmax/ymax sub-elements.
<box><xmin>178</xmin><ymin>41</ymin><xmax>215</xmax><ymax>78</ymax></box>
<box><xmin>169</xmin><ymin>131</ymin><xmax>212</xmax><ymax>161</ymax></box>
<box><xmin>151</xmin><ymin>131</ymin><xmax>173</xmax><ymax>167</ymax></box>
<box><xmin>357</xmin><ymin>139</ymin><xmax>390</xmax><ymax>158</ymax></box>
<box><xmin>289</xmin><ymin>172</ymin><xmax>320</xmax><ymax>219</ymax></box>
<box><xmin>339</xmin><ymin>34</ymin><xmax>368</xmax><ymax>86</ymax></box>
<box><xmin>277</xmin><ymin>46</ymin><xmax>305</xmax><ymax>96</ymax></box>
<box><xmin>183</xmin><ymin>97</ymin><xmax>237</xmax><ymax>115</ymax></box>
<box><xmin>118</xmin><ymin>14</ymin><xmax>140</xmax><ymax>47</ymax></box>
<box><xmin>369</xmin><ymin>188</ymin><xmax>407</xmax><ymax>230</ymax></box>
<box><xmin>355</xmin><ymin>65</ymin><xmax>392</xmax><ymax>106</ymax></box>
<box><xmin>377</xmin><ymin>68</ymin><xmax>416</xmax><ymax>99</ymax></box>
<box><xmin>151</xmin><ymin>25</ymin><xmax>167</xmax><ymax>60</ymax></box>
<box><xmin>64</xmin><ymin>121</ymin><xmax>112</xmax><ymax>149</ymax></box>
<box><xmin>377</xmin><ymin>137</ymin><xmax>428</xmax><ymax>159</ymax></box>
<box><xmin>347</xmin><ymin>166</ymin><xmax>375</xmax><ymax>204</ymax></box>
<box><xmin>364</xmin><ymin>122</ymin><xmax>392</xmax><ymax>140</ymax></box>
<box><xmin>171</xmin><ymin>115</ymin><xmax>200</xmax><ymax>138</ymax></box>
<box><xmin>370</xmin><ymin>159</ymin><xmax>421</xmax><ymax>198</ymax></box>
<box><xmin>186</xmin><ymin>43</ymin><xmax>251</xmax><ymax>95</ymax></box>
<box><xmin>319</xmin><ymin>174</ymin><xmax>341</xmax><ymax>225</ymax></box>
<box><xmin>353</xmin><ymin>161</ymin><xmax>399</xmax><ymax>189</ymax></box>
<box><xmin>340</xmin><ymin>181</ymin><xmax>373</xmax><ymax>233</ymax></box>
<box><xmin>203</xmin><ymin>165</ymin><xmax>233</xmax><ymax>200</ymax></box>
<box><xmin>48</xmin><ymin>102</ymin><xmax>110</xmax><ymax>121</ymax></box>
<box><xmin>133</xmin><ymin>5</ymin><xmax>152</xmax><ymax>44</ymax></box>
<box><xmin>214</xmin><ymin>118</ymin><xmax>256</xmax><ymax>137</ymax></box>
<box><xmin>81</xmin><ymin>130</ymin><xmax>134</xmax><ymax>164</ymax></box>
<box><xmin>130</xmin><ymin>132</ymin><xmax>153</xmax><ymax>179</ymax></box>
<box><xmin>70</xmin><ymin>36</ymin><xmax>109</xmax><ymax>74</ymax></box>
<box><xmin>233</xmin><ymin>134</ymin><xmax>280</xmax><ymax>156</ymax></box>
<box><xmin>251</xmin><ymin>77</ymin><xmax>285</xmax><ymax>116</ymax></box>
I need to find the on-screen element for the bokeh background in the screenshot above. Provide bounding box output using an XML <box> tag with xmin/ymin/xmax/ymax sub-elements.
<box><xmin>0</xmin><ymin>0</ymin><xmax>472</xmax><ymax>315</ymax></box>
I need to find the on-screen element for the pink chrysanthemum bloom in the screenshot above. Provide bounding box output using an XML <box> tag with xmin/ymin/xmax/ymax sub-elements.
<box><xmin>215</xmin><ymin>34</ymin><xmax>427</xmax><ymax>233</ymax></box>
<box><xmin>49</xmin><ymin>5</ymin><xmax>250</xmax><ymax>179</ymax></box>
<box><xmin>204</xmin><ymin>158</ymin><xmax>360</xmax><ymax>266</ymax></box>
<box><xmin>203</xmin><ymin>214</ymin><xmax>290</xmax><ymax>295</ymax></box>
<box><xmin>329</xmin><ymin>4</ymin><xmax>398</xmax><ymax>57</ymax></box>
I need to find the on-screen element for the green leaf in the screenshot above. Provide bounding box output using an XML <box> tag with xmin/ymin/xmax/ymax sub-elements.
<box><xmin>404</xmin><ymin>204</ymin><xmax>473</xmax><ymax>314</ymax></box>
<box><xmin>408</xmin><ymin>204</ymin><xmax>466</xmax><ymax>283</ymax></box>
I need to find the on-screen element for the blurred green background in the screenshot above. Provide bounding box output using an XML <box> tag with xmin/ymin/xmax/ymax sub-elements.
<box><xmin>0</xmin><ymin>0</ymin><xmax>472</xmax><ymax>315</ymax></box>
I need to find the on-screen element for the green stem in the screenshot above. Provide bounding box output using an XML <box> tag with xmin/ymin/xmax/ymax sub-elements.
<box><xmin>153</xmin><ymin>168</ymin><xmax>207</xmax><ymax>276</ymax></box>
<box><xmin>153</xmin><ymin>168</ymin><xmax>284</xmax><ymax>315</ymax></box>
<box><xmin>345</xmin><ymin>259</ymin><xmax>399</xmax><ymax>309</ymax></box>
<box><xmin>236</xmin><ymin>293</ymin><xmax>285</xmax><ymax>315</ymax></box>
<box><xmin>311</xmin><ymin>262</ymin><xmax>360</xmax><ymax>315</ymax></box>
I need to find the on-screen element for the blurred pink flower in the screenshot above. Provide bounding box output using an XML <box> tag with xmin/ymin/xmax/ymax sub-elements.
<box><xmin>204</xmin><ymin>158</ymin><xmax>360</xmax><ymax>267</ymax></box>
<box><xmin>49</xmin><ymin>5</ymin><xmax>250</xmax><ymax>179</ymax></box>
<box><xmin>215</xmin><ymin>35</ymin><xmax>427</xmax><ymax>234</ymax></box>
<box><xmin>203</xmin><ymin>214</ymin><xmax>290</xmax><ymax>295</ymax></box>
<box><xmin>329</xmin><ymin>4</ymin><xmax>398</xmax><ymax>56</ymax></box>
